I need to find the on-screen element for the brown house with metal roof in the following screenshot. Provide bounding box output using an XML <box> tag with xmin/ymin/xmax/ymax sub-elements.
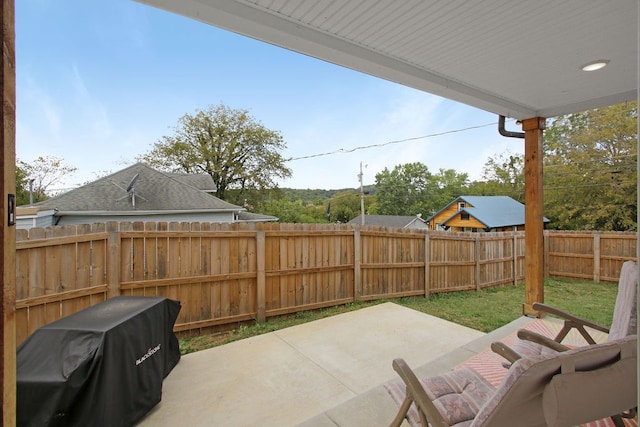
<box><xmin>427</xmin><ymin>196</ymin><xmax>550</xmax><ymax>232</ymax></box>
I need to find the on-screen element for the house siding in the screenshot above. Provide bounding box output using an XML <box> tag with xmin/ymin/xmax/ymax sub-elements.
<box><xmin>492</xmin><ymin>225</ymin><xmax>524</xmax><ymax>232</ymax></box>
<box><xmin>429</xmin><ymin>202</ymin><xmax>475</xmax><ymax>230</ymax></box>
<box><xmin>445</xmin><ymin>213</ymin><xmax>486</xmax><ymax>231</ymax></box>
<box><xmin>16</xmin><ymin>214</ymin><xmax>55</xmax><ymax>230</ymax></box>
<box><xmin>15</xmin><ymin>208</ymin><xmax>56</xmax><ymax>230</ymax></box>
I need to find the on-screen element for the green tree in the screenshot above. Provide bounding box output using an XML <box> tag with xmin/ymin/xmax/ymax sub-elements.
<box><xmin>543</xmin><ymin>101</ymin><xmax>637</xmax><ymax>230</ymax></box>
<box><xmin>259</xmin><ymin>198</ymin><xmax>308</xmax><ymax>223</ymax></box>
<box><xmin>373</xmin><ymin>162</ymin><xmax>435</xmax><ymax>216</ymax></box>
<box><xmin>326</xmin><ymin>190</ymin><xmax>363</xmax><ymax>223</ymax></box>
<box><xmin>139</xmin><ymin>104</ymin><xmax>292</xmax><ymax>207</ymax></box>
<box><xmin>258</xmin><ymin>190</ymin><xmax>337</xmax><ymax>223</ymax></box>
<box><xmin>431</xmin><ymin>168</ymin><xmax>470</xmax><ymax>208</ymax></box>
<box><xmin>15</xmin><ymin>164</ymin><xmax>29</xmax><ymax>205</ymax></box>
<box><xmin>373</xmin><ymin>163</ymin><xmax>469</xmax><ymax>217</ymax></box>
<box><xmin>16</xmin><ymin>156</ymin><xmax>77</xmax><ymax>205</ymax></box>
<box><xmin>468</xmin><ymin>151</ymin><xmax>524</xmax><ymax>202</ymax></box>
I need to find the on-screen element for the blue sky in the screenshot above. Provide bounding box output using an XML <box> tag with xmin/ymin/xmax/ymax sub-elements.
<box><xmin>16</xmin><ymin>1</ymin><xmax>523</xmax><ymax>191</ymax></box>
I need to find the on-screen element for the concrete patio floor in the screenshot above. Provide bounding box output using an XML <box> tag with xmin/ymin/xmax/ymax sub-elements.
<box><xmin>137</xmin><ymin>302</ymin><xmax>535</xmax><ymax>427</ymax></box>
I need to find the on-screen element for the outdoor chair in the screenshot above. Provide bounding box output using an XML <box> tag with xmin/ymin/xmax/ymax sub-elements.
<box><xmin>491</xmin><ymin>260</ymin><xmax>638</xmax><ymax>365</ymax></box>
<box><xmin>388</xmin><ymin>334</ymin><xmax>637</xmax><ymax>427</ymax></box>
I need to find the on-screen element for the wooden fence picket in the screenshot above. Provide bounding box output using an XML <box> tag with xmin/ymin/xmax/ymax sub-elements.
<box><xmin>13</xmin><ymin>223</ymin><xmax>636</xmax><ymax>344</ymax></box>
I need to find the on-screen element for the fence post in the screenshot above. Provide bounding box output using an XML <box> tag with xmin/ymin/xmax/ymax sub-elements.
<box><xmin>512</xmin><ymin>232</ymin><xmax>518</xmax><ymax>286</ymax></box>
<box><xmin>256</xmin><ymin>230</ymin><xmax>266</xmax><ymax>323</ymax></box>
<box><xmin>353</xmin><ymin>228</ymin><xmax>362</xmax><ymax>301</ymax></box>
<box><xmin>543</xmin><ymin>230</ymin><xmax>550</xmax><ymax>279</ymax></box>
<box><xmin>475</xmin><ymin>234</ymin><xmax>481</xmax><ymax>291</ymax></box>
<box><xmin>593</xmin><ymin>233</ymin><xmax>600</xmax><ymax>283</ymax></box>
<box><xmin>424</xmin><ymin>233</ymin><xmax>430</xmax><ymax>298</ymax></box>
<box><xmin>107</xmin><ymin>225</ymin><xmax>121</xmax><ymax>299</ymax></box>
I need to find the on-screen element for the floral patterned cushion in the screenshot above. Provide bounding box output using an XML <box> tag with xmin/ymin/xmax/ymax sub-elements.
<box><xmin>422</xmin><ymin>367</ymin><xmax>494</xmax><ymax>426</ymax></box>
<box><xmin>385</xmin><ymin>366</ymin><xmax>495</xmax><ymax>426</ymax></box>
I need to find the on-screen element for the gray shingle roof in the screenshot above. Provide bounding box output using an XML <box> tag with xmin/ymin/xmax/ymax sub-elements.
<box><xmin>168</xmin><ymin>172</ymin><xmax>216</xmax><ymax>192</ymax></box>
<box><xmin>432</xmin><ymin>196</ymin><xmax>550</xmax><ymax>228</ymax></box>
<box><xmin>35</xmin><ymin>163</ymin><xmax>242</xmax><ymax>213</ymax></box>
<box><xmin>347</xmin><ymin>214</ymin><xmax>426</xmax><ymax>228</ymax></box>
<box><xmin>237</xmin><ymin>211</ymin><xmax>278</xmax><ymax>222</ymax></box>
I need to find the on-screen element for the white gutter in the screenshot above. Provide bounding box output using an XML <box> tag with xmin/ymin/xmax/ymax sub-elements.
<box><xmin>54</xmin><ymin>209</ymin><xmax>245</xmax><ymax>216</ymax></box>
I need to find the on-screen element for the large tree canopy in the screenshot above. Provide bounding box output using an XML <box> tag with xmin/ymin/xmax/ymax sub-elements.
<box><xmin>467</xmin><ymin>102</ymin><xmax>637</xmax><ymax>231</ymax></box>
<box><xmin>373</xmin><ymin>162</ymin><xmax>433</xmax><ymax>217</ymax></box>
<box><xmin>468</xmin><ymin>151</ymin><xmax>525</xmax><ymax>203</ymax></box>
<box><xmin>373</xmin><ymin>162</ymin><xmax>468</xmax><ymax>218</ymax></box>
<box><xmin>543</xmin><ymin>101</ymin><xmax>637</xmax><ymax>230</ymax></box>
<box><xmin>139</xmin><ymin>104</ymin><xmax>292</xmax><ymax>206</ymax></box>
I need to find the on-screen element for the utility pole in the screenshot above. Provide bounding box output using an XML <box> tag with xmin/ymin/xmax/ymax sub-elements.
<box><xmin>359</xmin><ymin>162</ymin><xmax>365</xmax><ymax>225</ymax></box>
<box><xmin>29</xmin><ymin>179</ymin><xmax>34</xmax><ymax>205</ymax></box>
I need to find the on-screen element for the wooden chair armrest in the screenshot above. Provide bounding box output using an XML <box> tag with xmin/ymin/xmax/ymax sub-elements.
<box><xmin>532</xmin><ymin>302</ymin><xmax>609</xmax><ymax>334</ymax></box>
<box><xmin>490</xmin><ymin>341</ymin><xmax>522</xmax><ymax>364</ymax></box>
<box><xmin>517</xmin><ymin>329</ymin><xmax>571</xmax><ymax>352</ymax></box>
<box><xmin>392</xmin><ymin>358</ymin><xmax>449</xmax><ymax>427</ymax></box>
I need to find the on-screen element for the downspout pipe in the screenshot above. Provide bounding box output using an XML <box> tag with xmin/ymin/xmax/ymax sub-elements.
<box><xmin>498</xmin><ymin>115</ymin><xmax>525</xmax><ymax>138</ymax></box>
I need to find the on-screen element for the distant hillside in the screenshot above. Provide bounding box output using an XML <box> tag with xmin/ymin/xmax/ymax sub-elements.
<box><xmin>280</xmin><ymin>185</ymin><xmax>376</xmax><ymax>202</ymax></box>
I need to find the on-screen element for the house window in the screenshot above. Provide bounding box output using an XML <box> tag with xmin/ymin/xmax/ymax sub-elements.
<box><xmin>457</xmin><ymin>202</ymin><xmax>465</xmax><ymax>211</ymax></box>
<box><xmin>461</xmin><ymin>212</ymin><xmax>470</xmax><ymax>220</ymax></box>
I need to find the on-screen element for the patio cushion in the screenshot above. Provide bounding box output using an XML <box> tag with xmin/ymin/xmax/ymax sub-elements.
<box><xmin>420</xmin><ymin>367</ymin><xmax>495</xmax><ymax>426</ymax></box>
<box><xmin>385</xmin><ymin>367</ymin><xmax>495</xmax><ymax>427</ymax></box>
<box><xmin>389</xmin><ymin>335</ymin><xmax>637</xmax><ymax>427</ymax></box>
<box><xmin>474</xmin><ymin>335</ymin><xmax>637</xmax><ymax>427</ymax></box>
<box><xmin>608</xmin><ymin>261</ymin><xmax>638</xmax><ymax>341</ymax></box>
<box><xmin>385</xmin><ymin>366</ymin><xmax>495</xmax><ymax>426</ymax></box>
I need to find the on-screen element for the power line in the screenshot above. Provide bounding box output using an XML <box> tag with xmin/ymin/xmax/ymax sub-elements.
<box><xmin>284</xmin><ymin>121</ymin><xmax>499</xmax><ymax>162</ymax></box>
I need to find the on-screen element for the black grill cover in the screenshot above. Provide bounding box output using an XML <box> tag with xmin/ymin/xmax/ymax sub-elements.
<box><xmin>17</xmin><ymin>296</ymin><xmax>181</xmax><ymax>427</ymax></box>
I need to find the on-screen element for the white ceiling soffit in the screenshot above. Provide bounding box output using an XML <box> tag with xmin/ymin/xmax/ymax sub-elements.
<box><xmin>136</xmin><ymin>0</ymin><xmax>638</xmax><ymax>120</ymax></box>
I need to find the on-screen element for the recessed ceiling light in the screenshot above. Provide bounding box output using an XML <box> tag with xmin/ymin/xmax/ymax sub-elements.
<box><xmin>581</xmin><ymin>60</ymin><xmax>610</xmax><ymax>71</ymax></box>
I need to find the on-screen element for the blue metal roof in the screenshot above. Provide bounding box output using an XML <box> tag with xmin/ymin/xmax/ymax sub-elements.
<box><xmin>434</xmin><ymin>196</ymin><xmax>550</xmax><ymax>229</ymax></box>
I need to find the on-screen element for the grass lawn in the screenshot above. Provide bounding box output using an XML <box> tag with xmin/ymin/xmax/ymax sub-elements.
<box><xmin>179</xmin><ymin>277</ymin><xmax>619</xmax><ymax>355</ymax></box>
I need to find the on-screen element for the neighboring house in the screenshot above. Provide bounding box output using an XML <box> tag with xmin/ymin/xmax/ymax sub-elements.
<box><xmin>14</xmin><ymin>206</ymin><xmax>56</xmax><ymax>230</ymax></box>
<box><xmin>347</xmin><ymin>214</ymin><xmax>428</xmax><ymax>229</ymax></box>
<box><xmin>16</xmin><ymin>162</ymin><xmax>277</xmax><ymax>229</ymax></box>
<box><xmin>427</xmin><ymin>196</ymin><xmax>550</xmax><ymax>232</ymax></box>
<box><xmin>236</xmin><ymin>211</ymin><xmax>278</xmax><ymax>223</ymax></box>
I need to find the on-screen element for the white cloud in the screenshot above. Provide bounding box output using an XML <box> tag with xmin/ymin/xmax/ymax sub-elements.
<box><xmin>383</xmin><ymin>90</ymin><xmax>444</xmax><ymax>133</ymax></box>
<box><xmin>280</xmin><ymin>88</ymin><xmax>519</xmax><ymax>189</ymax></box>
<box><xmin>71</xmin><ymin>64</ymin><xmax>112</xmax><ymax>138</ymax></box>
<box><xmin>20</xmin><ymin>78</ymin><xmax>62</xmax><ymax>139</ymax></box>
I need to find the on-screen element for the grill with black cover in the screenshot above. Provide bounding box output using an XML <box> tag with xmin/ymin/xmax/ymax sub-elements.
<box><xmin>17</xmin><ymin>296</ymin><xmax>181</xmax><ymax>426</ymax></box>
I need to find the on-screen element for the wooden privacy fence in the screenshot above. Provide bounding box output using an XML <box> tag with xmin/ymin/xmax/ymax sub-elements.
<box><xmin>545</xmin><ymin>230</ymin><xmax>637</xmax><ymax>282</ymax></box>
<box><xmin>14</xmin><ymin>222</ymin><xmax>636</xmax><ymax>345</ymax></box>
